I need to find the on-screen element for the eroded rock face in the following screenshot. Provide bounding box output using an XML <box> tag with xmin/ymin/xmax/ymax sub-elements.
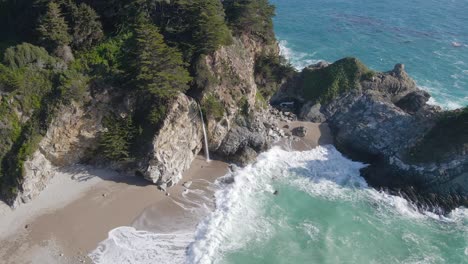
<box><xmin>200</xmin><ymin>35</ymin><xmax>280</xmax><ymax>163</ymax></box>
<box><xmin>142</xmin><ymin>93</ymin><xmax>203</xmax><ymax>186</ymax></box>
<box><xmin>18</xmin><ymin>97</ymin><xmax>107</xmax><ymax>205</ymax></box>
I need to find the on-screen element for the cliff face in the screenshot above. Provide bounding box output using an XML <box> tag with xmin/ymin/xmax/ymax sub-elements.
<box><xmin>275</xmin><ymin>59</ymin><xmax>468</xmax><ymax>212</ymax></box>
<box><xmin>200</xmin><ymin>34</ymin><xmax>280</xmax><ymax>165</ymax></box>
<box><xmin>140</xmin><ymin>93</ymin><xmax>203</xmax><ymax>188</ymax></box>
<box><xmin>17</xmin><ymin>92</ymin><xmax>111</xmax><ymax>205</ymax></box>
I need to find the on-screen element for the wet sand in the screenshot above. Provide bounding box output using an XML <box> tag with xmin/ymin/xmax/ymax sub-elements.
<box><xmin>0</xmin><ymin>122</ymin><xmax>332</xmax><ymax>264</ymax></box>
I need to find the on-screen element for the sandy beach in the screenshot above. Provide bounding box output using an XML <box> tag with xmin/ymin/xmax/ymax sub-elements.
<box><xmin>0</xmin><ymin>122</ymin><xmax>332</xmax><ymax>264</ymax></box>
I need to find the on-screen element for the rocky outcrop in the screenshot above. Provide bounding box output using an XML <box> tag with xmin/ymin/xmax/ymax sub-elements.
<box><xmin>18</xmin><ymin>96</ymin><xmax>108</xmax><ymax>205</ymax></box>
<box><xmin>276</xmin><ymin>59</ymin><xmax>467</xmax><ymax>212</ymax></box>
<box><xmin>141</xmin><ymin>93</ymin><xmax>203</xmax><ymax>188</ymax></box>
<box><xmin>199</xmin><ymin>34</ymin><xmax>280</xmax><ymax>163</ymax></box>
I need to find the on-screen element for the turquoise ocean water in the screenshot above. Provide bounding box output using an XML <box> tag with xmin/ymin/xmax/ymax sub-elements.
<box><xmin>90</xmin><ymin>2</ymin><xmax>468</xmax><ymax>263</ymax></box>
<box><xmin>271</xmin><ymin>0</ymin><xmax>468</xmax><ymax>109</ymax></box>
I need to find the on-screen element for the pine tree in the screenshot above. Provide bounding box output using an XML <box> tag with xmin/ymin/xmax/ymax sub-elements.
<box><xmin>70</xmin><ymin>3</ymin><xmax>104</xmax><ymax>50</ymax></box>
<box><xmin>37</xmin><ymin>1</ymin><xmax>71</xmax><ymax>52</ymax></box>
<box><xmin>185</xmin><ymin>0</ymin><xmax>232</xmax><ymax>55</ymax></box>
<box><xmin>134</xmin><ymin>21</ymin><xmax>192</xmax><ymax>99</ymax></box>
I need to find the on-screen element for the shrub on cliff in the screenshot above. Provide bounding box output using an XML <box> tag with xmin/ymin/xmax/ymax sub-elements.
<box><xmin>3</xmin><ymin>43</ymin><xmax>57</xmax><ymax>69</ymax></box>
<box><xmin>202</xmin><ymin>94</ymin><xmax>224</xmax><ymax>121</ymax></box>
<box><xmin>255</xmin><ymin>53</ymin><xmax>295</xmax><ymax>99</ymax></box>
<box><xmin>299</xmin><ymin>57</ymin><xmax>374</xmax><ymax>104</ymax></box>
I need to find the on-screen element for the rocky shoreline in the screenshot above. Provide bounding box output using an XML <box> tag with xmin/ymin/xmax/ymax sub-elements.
<box><xmin>2</xmin><ymin>35</ymin><xmax>466</xmax><ymax>215</ymax></box>
<box><xmin>273</xmin><ymin>58</ymin><xmax>468</xmax><ymax>213</ymax></box>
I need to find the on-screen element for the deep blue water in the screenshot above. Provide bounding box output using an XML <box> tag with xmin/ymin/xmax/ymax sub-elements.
<box><xmin>271</xmin><ymin>0</ymin><xmax>468</xmax><ymax>109</ymax></box>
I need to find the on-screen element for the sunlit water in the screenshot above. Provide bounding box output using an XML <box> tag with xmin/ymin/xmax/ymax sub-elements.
<box><xmin>271</xmin><ymin>0</ymin><xmax>468</xmax><ymax>109</ymax></box>
<box><xmin>90</xmin><ymin>147</ymin><xmax>468</xmax><ymax>264</ymax></box>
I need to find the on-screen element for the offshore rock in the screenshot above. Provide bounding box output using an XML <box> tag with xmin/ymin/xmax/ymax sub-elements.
<box><xmin>277</xmin><ymin>59</ymin><xmax>467</xmax><ymax>212</ymax></box>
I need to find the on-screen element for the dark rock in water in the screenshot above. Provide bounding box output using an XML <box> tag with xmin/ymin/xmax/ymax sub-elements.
<box><xmin>231</xmin><ymin>146</ymin><xmax>258</xmax><ymax>167</ymax></box>
<box><xmin>292</xmin><ymin>126</ymin><xmax>307</xmax><ymax>137</ymax></box>
<box><xmin>275</xmin><ymin>58</ymin><xmax>468</xmax><ymax>213</ymax></box>
<box><xmin>273</xmin><ymin>190</ymin><xmax>279</xmax><ymax>195</ymax></box>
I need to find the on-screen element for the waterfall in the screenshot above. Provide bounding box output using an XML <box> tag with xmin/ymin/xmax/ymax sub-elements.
<box><xmin>198</xmin><ymin>104</ymin><xmax>211</xmax><ymax>162</ymax></box>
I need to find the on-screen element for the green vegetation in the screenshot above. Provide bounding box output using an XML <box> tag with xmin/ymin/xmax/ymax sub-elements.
<box><xmin>3</xmin><ymin>43</ymin><xmax>57</xmax><ymax>69</ymax></box>
<box><xmin>202</xmin><ymin>94</ymin><xmax>225</xmax><ymax>121</ymax></box>
<box><xmin>0</xmin><ymin>0</ymin><xmax>278</xmax><ymax>202</ymax></box>
<box><xmin>255</xmin><ymin>91</ymin><xmax>268</xmax><ymax>110</ymax></box>
<box><xmin>37</xmin><ymin>2</ymin><xmax>72</xmax><ymax>52</ymax></box>
<box><xmin>69</xmin><ymin>3</ymin><xmax>104</xmax><ymax>50</ymax></box>
<box><xmin>299</xmin><ymin>57</ymin><xmax>375</xmax><ymax>104</ymax></box>
<box><xmin>134</xmin><ymin>20</ymin><xmax>191</xmax><ymax>100</ymax></box>
<box><xmin>133</xmin><ymin>20</ymin><xmax>192</xmax><ymax>125</ymax></box>
<box><xmin>255</xmin><ymin>53</ymin><xmax>295</xmax><ymax>99</ymax></box>
<box><xmin>407</xmin><ymin>107</ymin><xmax>468</xmax><ymax>163</ymax></box>
<box><xmin>223</xmin><ymin>0</ymin><xmax>276</xmax><ymax>43</ymax></box>
<box><xmin>99</xmin><ymin>116</ymin><xmax>136</xmax><ymax>161</ymax></box>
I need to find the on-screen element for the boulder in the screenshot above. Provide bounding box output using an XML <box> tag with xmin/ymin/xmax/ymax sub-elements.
<box><xmin>292</xmin><ymin>126</ymin><xmax>307</xmax><ymax>137</ymax></box>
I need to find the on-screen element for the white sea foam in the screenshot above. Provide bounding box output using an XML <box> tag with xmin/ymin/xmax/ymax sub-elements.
<box><xmin>89</xmin><ymin>227</ymin><xmax>192</xmax><ymax>264</ymax></box>
<box><xmin>279</xmin><ymin>40</ymin><xmax>322</xmax><ymax>70</ymax></box>
<box><xmin>90</xmin><ymin>146</ymin><xmax>468</xmax><ymax>263</ymax></box>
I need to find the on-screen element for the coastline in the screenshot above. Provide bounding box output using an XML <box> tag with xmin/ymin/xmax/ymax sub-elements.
<box><xmin>0</xmin><ymin>122</ymin><xmax>330</xmax><ymax>264</ymax></box>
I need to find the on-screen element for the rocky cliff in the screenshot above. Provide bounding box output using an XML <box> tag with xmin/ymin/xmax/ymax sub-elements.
<box><xmin>274</xmin><ymin>58</ymin><xmax>468</xmax><ymax>212</ymax></box>
<box><xmin>4</xmin><ymin>33</ymin><xmax>285</xmax><ymax>206</ymax></box>
<box><xmin>198</xmin><ymin>34</ymin><xmax>281</xmax><ymax>165</ymax></box>
<box><xmin>139</xmin><ymin>93</ymin><xmax>203</xmax><ymax>189</ymax></box>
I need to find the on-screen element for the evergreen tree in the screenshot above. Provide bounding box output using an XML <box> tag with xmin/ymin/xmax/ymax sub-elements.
<box><xmin>133</xmin><ymin>20</ymin><xmax>191</xmax><ymax>124</ymax></box>
<box><xmin>223</xmin><ymin>0</ymin><xmax>276</xmax><ymax>43</ymax></box>
<box><xmin>70</xmin><ymin>3</ymin><xmax>104</xmax><ymax>49</ymax></box>
<box><xmin>134</xmin><ymin>21</ymin><xmax>191</xmax><ymax>99</ymax></box>
<box><xmin>184</xmin><ymin>0</ymin><xmax>232</xmax><ymax>55</ymax></box>
<box><xmin>37</xmin><ymin>1</ymin><xmax>71</xmax><ymax>51</ymax></box>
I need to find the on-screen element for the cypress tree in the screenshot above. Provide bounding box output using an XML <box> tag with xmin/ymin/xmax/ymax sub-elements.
<box><xmin>133</xmin><ymin>20</ymin><xmax>192</xmax><ymax>124</ymax></box>
<box><xmin>185</xmin><ymin>0</ymin><xmax>232</xmax><ymax>55</ymax></box>
<box><xmin>37</xmin><ymin>1</ymin><xmax>71</xmax><ymax>52</ymax></box>
<box><xmin>134</xmin><ymin>21</ymin><xmax>191</xmax><ymax>99</ymax></box>
<box><xmin>70</xmin><ymin>3</ymin><xmax>104</xmax><ymax>50</ymax></box>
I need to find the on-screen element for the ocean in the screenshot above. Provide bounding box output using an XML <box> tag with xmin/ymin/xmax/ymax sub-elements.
<box><xmin>90</xmin><ymin>147</ymin><xmax>468</xmax><ymax>263</ymax></box>
<box><xmin>89</xmin><ymin>1</ymin><xmax>468</xmax><ymax>263</ymax></box>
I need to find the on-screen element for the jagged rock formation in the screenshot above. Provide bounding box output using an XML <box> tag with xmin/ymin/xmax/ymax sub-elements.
<box><xmin>199</xmin><ymin>34</ymin><xmax>281</xmax><ymax>165</ymax></box>
<box><xmin>274</xmin><ymin>58</ymin><xmax>468</xmax><ymax>212</ymax></box>
<box><xmin>140</xmin><ymin>93</ymin><xmax>203</xmax><ymax>188</ymax></box>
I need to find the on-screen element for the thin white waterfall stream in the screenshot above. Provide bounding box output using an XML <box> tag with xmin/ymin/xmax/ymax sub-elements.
<box><xmin>198</xmin><ymin>104</ymin><xmax>211</xmax><ymax>162</ymax></box>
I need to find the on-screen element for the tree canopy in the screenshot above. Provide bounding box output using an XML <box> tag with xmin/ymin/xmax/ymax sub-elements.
<box><xmin>37</xmin><ymin>1</ymin><xmax>72</xmax><ymax>51</ymax></box>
